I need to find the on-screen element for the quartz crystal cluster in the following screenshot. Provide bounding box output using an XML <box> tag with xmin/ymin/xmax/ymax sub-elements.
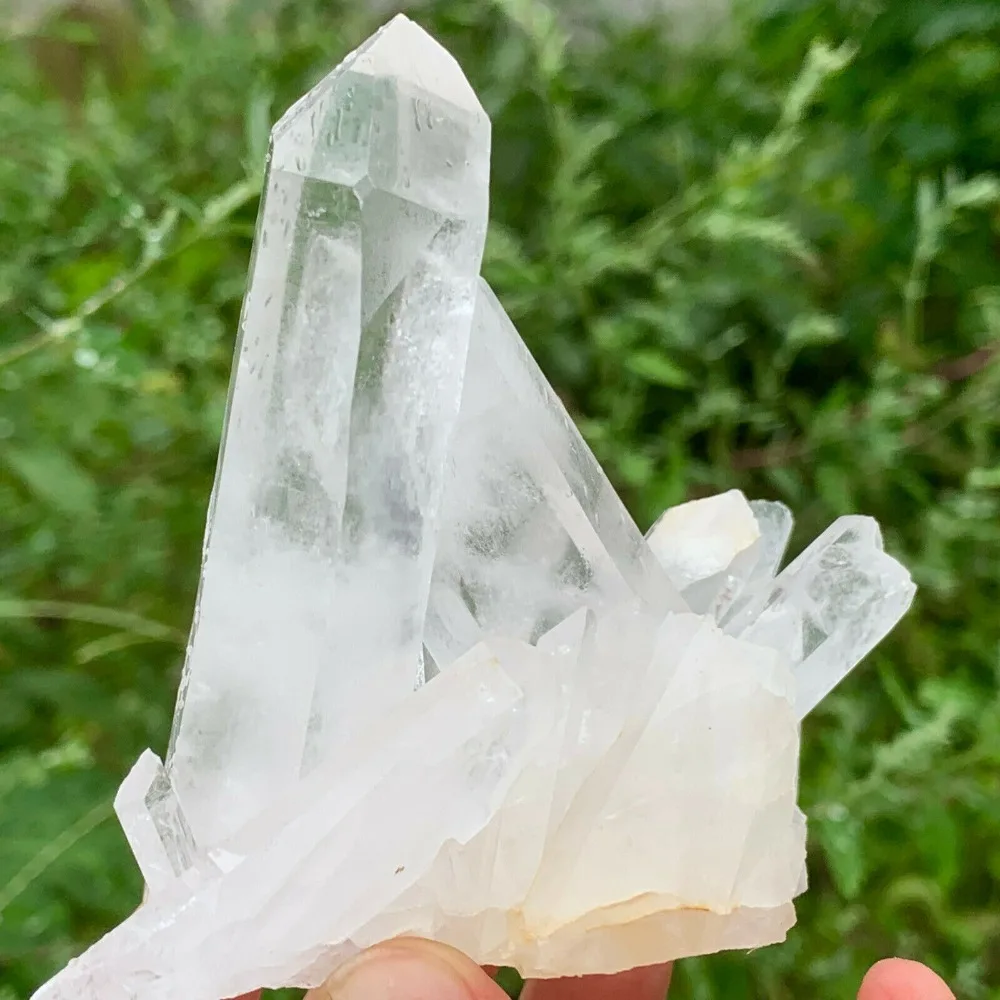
<box><xmin>34</xmin><ymin>15</ymin><xmax>916</xmax><ymax>1000</ymax></box>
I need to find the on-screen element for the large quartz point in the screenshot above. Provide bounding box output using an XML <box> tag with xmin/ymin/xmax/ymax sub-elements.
<box><xmin>424</xmin><ymin>280</ymin><xmax>685</xmax><ymax>669</ymax></box>
<box><xmin>32</xmin><ymin>15</ymin><xmax>916</xmax><ymax>1000</ymax></box>
<box><xmin>168</xmin><ymin>11</ymin><xmax>491</xmax><ymax>847</ymax></box>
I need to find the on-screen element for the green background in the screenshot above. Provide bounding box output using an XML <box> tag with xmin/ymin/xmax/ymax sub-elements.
<box><xmin>1</xmin><ymin>0</ymin><xmax>999</xmax><ymax>997</ymax></box>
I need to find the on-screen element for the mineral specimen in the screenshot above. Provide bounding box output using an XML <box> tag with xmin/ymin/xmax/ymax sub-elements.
<box><xmin>33</xmin><ymin>15</ymin><xmax>915</xmax><ymax>1000</ymax></box>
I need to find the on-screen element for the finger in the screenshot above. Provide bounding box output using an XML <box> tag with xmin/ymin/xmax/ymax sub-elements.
<box><xmin>520</xmin><ymin>963</ymin><xmax>672</xmax><ymax>1000</ymax></box>
<box><xmin>307</xmin><ymin>938</ymin><xmax>510</xmax><ymax>1000</ymax></box>
<box><xmin>858</xmin><ymin>959</ymin><xmax>955</xmax><ymax>1000</ymax></box>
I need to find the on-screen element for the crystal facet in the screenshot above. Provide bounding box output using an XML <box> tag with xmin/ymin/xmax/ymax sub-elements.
<box><xmin>425</xmin><ymin>280</ymin><xmax>685</xmax><ymax>667</ymax></box>
<box><xmin>722</xmin><ymin>515</ymin><xmax>916</xmax><ymax>716</ymax></box>
<box><xmin>166</xmin><ymin>12</ymin><xmax>490</xmax><ymax>848</ymax></box>
<box><xmin>33</xmin><ymin>16</ymin><xmax>915</xmax><ymax>1000</ymax></box>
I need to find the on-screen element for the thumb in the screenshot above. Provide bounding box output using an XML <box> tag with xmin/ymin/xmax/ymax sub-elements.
<box><xmin>858</xmin><ymin>959</ymin><xmax>954</xmax><ymax>1000</ymax></box>
<box><xmin>307</xmin><ymin>938</ymin><xmax>508</xmax><ymax>1000</ymax></box>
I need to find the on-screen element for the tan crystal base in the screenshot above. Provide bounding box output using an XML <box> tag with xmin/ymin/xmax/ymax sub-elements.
<box><xmin>427</xmin><ymin>904</ymin><xmax>795</xmax><ymax>978</ymax></box>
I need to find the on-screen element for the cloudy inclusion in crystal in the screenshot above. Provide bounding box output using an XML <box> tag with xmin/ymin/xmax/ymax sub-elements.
<box><xmin>166</xmin><ymin>15</ymin><xmax>491</xmax><ymax>847</ymax></box>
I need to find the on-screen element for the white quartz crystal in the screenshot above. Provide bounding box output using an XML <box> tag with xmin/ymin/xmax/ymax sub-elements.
<box><xmin>33</xmin><ymin>15</ymin><xmax>915</xmax><ymax>1000</ymax></box>
<box><xmin>167</xmin><ymin>10</ymin><xmax>490</xmax><ymax>848</ymax></box>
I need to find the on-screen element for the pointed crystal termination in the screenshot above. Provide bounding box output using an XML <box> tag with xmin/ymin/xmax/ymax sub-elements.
<box><xmin>645</xmin><ymin>489</ymin><xmax>762</xmax><ymax>616</ymax></box>
<box><xmin>424</xmin><ymin>280</ymin><xmax>685</xmax><ymax>667</ymax></box>
<box><xmin>748</xmin><ymin>500</ymin><xmax>794</xmax><ymax>579</ymax></box>
<box><xmin>643</xmin><ymin>491</ymin><xmax>795</xmax><ymax>622</ymax></box>
<box><xmin>165</xmin><ymin>14</ymin><xmax>491</xmax><ymax>848</ymax></box>
<box><xmin>723</xmin><ymin>515</ymin><xmax>916</xmax><ymax>717</ymax></box>
<box><xmin>114</xmin><ymin>750</ymin><xmax>205</xmax><ymax>895</ymax></box>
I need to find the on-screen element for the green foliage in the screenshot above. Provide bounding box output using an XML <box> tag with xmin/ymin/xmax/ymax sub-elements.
<box><xmin>1</xmin><ymin>0</ymin><xmax>998</xmax><ymax>997</ymax></box>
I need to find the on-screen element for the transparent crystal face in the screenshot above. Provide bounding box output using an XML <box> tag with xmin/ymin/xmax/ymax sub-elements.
<box><xmin>425</xmin><ymin>281</ymin><xmax>684</xmax><ymax>666</ymax></box>
<box><xmin>723</xmin><ymin>515</ymin><xmax>915</xmax><ymax>716</ymax></box>
<box><xmin>166</xmin><ymin>20</ymin><xmax>491</xmax><ymax>847</ymax></box>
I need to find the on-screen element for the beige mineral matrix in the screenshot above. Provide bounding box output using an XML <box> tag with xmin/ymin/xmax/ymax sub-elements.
<box><xmin>34</xmin><ymin>16</ymin><xmax>915</xmax><ymax>1000</ymax></box>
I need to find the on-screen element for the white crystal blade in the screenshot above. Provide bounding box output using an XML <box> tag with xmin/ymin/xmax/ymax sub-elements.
<box><xmin>166</xmin><ymin>15</ymin><xmax>491</xmax><ymax>846</ymax></box>
<box><xmin>712</xmin><ymin>498</ymin><xmax>795</xmax><ymax>622</ymax></box>
<box><xmin>372</xmin><ymin>633</ymin><xmax>577</xmax><ymax>936</ymax></box>
<box><xmin>35</xmin><ymin>646</ymin><xmax>530</xmax><ymax>1000</ymax></box>
<box><xmin>524</xmin><ymin>615</ymin><xmax>800</xmax><ymax>932</ymax></box>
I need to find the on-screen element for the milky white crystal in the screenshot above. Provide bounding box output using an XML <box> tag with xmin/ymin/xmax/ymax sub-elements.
<box><xmin>33</xmin><ymin>15</ymin><xmax>915</xmax><ymax>1000</ymax></box>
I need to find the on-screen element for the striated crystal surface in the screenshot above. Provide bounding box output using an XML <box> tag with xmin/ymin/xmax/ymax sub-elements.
<box><xmin>114</xmin><ymin>750</ymin><xmax>203</xmax><ymax>895</ymax></box>
<box><xmin>425</xmin><ymin>280</ymin><xmax>685</xmax><ymax>667</ymax></box>
<box><xmin>166</xmin><ymin>12</ymin><xmax>490</xmax><ymax>849</ymax></box>
<box><xmin>722</xmin><ymin>515</ymin><xmax>916</xmax><ymax>716</ymax></box>
<box><xmin>33</xmin><ymin>15</ymin><xmax>916</xmax><ymax>1000</ymax></box>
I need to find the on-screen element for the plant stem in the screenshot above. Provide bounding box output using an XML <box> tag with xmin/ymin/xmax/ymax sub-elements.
<box><xmin>0</xmin><ymin>177</ymin><xmax>260</xmax><ymax>370</ymax></box>
<box><xmin>0</xmin><ymin>599</ymin><xmax>185</xmax><ymax>644</ymax></box>
<box><xmin>0</xmin><ymin>798</ymin><xmax>113</xmax><ymax>916</ymax></box>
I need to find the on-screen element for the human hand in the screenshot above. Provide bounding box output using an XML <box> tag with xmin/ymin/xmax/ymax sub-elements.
<box><xmin>232</xmin><ymin>937</ymin><xmax>955</xmax><ymax>1000</ymax></box>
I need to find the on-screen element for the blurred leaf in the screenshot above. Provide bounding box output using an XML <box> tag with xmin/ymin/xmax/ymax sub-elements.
<box><xmin>814</xmin><ymin>807</ymin><xmax>867</xmax><ymax>901</ymax></box>
<box><xmin>785</xmin><ymin>313</ymin><xmax>843</xmax><ymax>350</ymax></box>
<box><xmin>625</xmin><ymin>350</ymin><xmax>693</xmax><ymax>388</ymax></box>
<box><xmin>4</xmin><ymin>446</ymin><xmax>98</xmax><ymax>517</ymax></box>
<box><xmin>944</xmin><ymin>173</ymin><xmax>1000</xmax><ymax>211</ymax></box>
<box><xmin>692</xmin><ymin>211</ymin><xmax>817</xmax><ymax>266</ymax></box>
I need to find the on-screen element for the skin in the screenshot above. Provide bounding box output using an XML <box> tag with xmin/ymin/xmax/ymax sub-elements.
<box><xmin>228</xmin><ymin>939</ymin><xmax>955</xmax><ymax>1000</ymax></box>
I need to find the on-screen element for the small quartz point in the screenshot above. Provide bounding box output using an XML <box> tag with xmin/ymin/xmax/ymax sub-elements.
<box><xmin>32</xmin><ymin>16</ymin><xmax>917</xmax><ymax>1000</ymax></box>
<box><xmin>724</xmin><ymin>515</ymin><xmax>917</xmax><ymax>717</ymax></box>
<box><xmin>645</xmin><ymin>491</ymin><xmax>794</xmax><ymax>621</ymax></box>
<box><xmin>114</xmin><ymin>750</ymin><xmax>205</xmax><ymax>894</ymax></box>
<box><xmin>165</xmin><ymin>12</ymin><xmax>491</xmax><ymax>847</ymax></box>
<box><xmin>749</xmin><ymin>499</ymin><xmax>794</xmax><ymax>579</ymax></box>
<box><xmin>646</xmin><ymin>489</ymin><xmax>761</xmax><ymax>615</ymax></box>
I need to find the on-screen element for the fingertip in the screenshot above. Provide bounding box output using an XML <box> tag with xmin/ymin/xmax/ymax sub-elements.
<box><xmin>392</xmin><ymin>938</ymin><xmax>510</xmax><ymax>998</ymax></box>
<box><xmin>859</xmin><ymin>959</ymin><xmax>954</xmax><ymax>1000</ymax></box>
<box><xmin>307</xmin><ymin>938</ymin><xmax>508</xmax><ymax>1000</ymax></box>
<box><xmin>521</xmin><ymin>963</ymin><xmax>672</xmax><ymax>1000</ymax></box>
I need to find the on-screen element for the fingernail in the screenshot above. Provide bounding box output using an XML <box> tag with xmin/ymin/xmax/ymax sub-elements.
<box><xmin>309</xmin><ymin>941</ymin><xmax>484</xmax><ymax>1000</ymax></box>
